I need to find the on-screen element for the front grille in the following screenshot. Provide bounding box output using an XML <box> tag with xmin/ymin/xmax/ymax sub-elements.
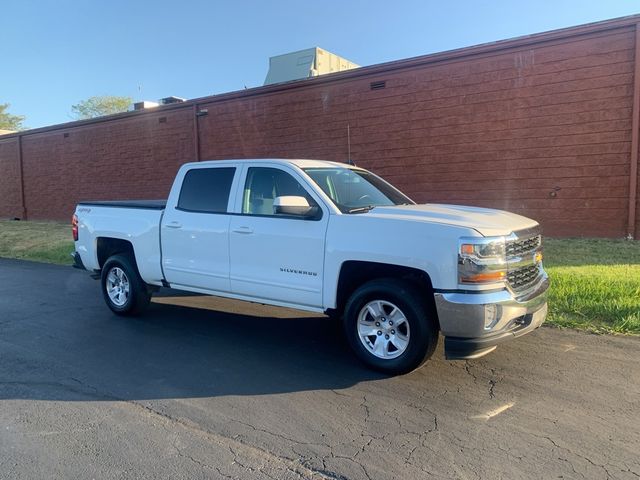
<box><xmin>507</xmin><ymin>264</ymin><xmax>541</xmax><ymax>291</ymax></box>
<box><xmin>506</xmin><ymin>234</ymin><xmax>541</xmax><ymax>258</ymax></box>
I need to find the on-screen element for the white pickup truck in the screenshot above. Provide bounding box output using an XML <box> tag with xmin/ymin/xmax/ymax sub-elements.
<box><xmin>73</xmin><ymin>159</ymin><xmax>549</xmax><ymax>374</ymax></box>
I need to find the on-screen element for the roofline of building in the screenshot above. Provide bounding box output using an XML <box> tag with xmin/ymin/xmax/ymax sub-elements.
<box><xmin>3</xmin><ymin>13</ymin><xmax>640</xmax><ymax>141</ymax></box>
<box><xmin>269</xmin><ymin>46</ymin><xmax>322</xmax><ymax>59</ymax></box>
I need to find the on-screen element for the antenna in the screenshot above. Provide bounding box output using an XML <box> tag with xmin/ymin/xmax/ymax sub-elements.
<box><xmin>347</xmin><ymin>124</ymin><xmax>355</xmax><ymax>166</ymax></box>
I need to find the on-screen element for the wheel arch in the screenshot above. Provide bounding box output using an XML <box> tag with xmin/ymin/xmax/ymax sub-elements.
<box><xmin>330</xmin><ymin>261</ymin><xmax>439</xmax><ymax>328</ymax></box>
<box><xmin>96</xmin><ymin>237</ymin><xmax>136</xmax><ymax>270</ymax></box>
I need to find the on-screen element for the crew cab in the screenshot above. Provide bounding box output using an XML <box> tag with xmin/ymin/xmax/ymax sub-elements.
<box><xmin>72</xmin><ymin>159</ymin><xmax>549</xmax><ymax>374</ymax></box>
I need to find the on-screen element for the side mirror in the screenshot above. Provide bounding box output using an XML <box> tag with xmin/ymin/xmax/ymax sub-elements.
<box><xmin>273</xmin><ymin>196</ymin><xmax>320</xmax><ymax>219</ymax></box>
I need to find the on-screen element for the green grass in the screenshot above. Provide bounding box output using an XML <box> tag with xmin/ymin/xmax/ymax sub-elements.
<box><xmin>544</xmin><ymin>238</ymin><xmax>640</xmax><ymax>335</ymax></box>
<box><xmin>0</xmin><ymin>220</ymin><xmax>638</xmax><ymax>334</ymax></box>
<box><xmin>0</xmin><ymin>220</ymin><xmax>74</xmax><ymax>265</ymax></box>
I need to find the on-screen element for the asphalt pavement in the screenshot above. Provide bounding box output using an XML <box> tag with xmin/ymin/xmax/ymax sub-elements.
<box><xmin>0</xmin><ymin>259</ymin><xmax>638</xmax><ymax>479</ymax></box>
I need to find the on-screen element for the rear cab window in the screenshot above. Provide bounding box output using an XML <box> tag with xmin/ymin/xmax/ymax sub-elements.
<box><xmin>177</xmin><ymin>167</ymin><xmax>236</xmax><ymax>213</ymax></box>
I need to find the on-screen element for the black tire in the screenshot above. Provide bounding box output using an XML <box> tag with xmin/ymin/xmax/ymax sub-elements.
<box><xmin>343</xmin><ymin>278</ymin><xmax>438</xmax><ymax>375</ymax></box>
<box><xmin>101</xmin><ymin>254</ymin><xmax>151</xmax><ymax>316</ymax></box>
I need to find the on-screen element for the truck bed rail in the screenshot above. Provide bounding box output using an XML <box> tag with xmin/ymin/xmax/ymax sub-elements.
<box><xmin>77</xmin><ymin>200</ymin><xmax>167</xmax><ymax>210</ymax></box>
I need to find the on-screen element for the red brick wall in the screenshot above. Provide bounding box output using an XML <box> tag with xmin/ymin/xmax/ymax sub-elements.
<box><xmin>197</xmin><ymin>26</ymin><xmax>636</xmax><ymax>237</ymax></box>
<box><xmin>637</xmin><ymin>164</ymin><xmax>640</xmax><ymax>236</ymax></box>
<box><xmin>0</xmin><ymin>138</ymin><xmax>21</xmax><ymax>219</ymax></box>
<box><xmin>20</xmin><ymin>109</ymin><xmax>195</xmax><ymax>220</ymax></box>
<box><xmin>1</xmin><ymin>20</ymin><xmax>639</xmax><ymax>238</ymax></box>
<box><xmin>364</xmin><ymin>28</ymin><xmax>635</xmax><ymax>238</ymax></box>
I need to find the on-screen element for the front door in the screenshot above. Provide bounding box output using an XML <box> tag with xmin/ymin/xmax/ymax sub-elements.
<box><xmin>229</xmin><ymin>166</ymin><xmax>328</xmax><ymax>308</ymax></box>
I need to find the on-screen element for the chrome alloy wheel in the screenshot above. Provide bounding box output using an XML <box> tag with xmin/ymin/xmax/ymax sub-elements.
<box><xmin>357</xmin><ymin>300</ymin><xmax>411</xmax><ymax>359</ymax></box>
<box><xmin>106</xmin><ymin>267</ymin><xmax>130</xmax><ymax>307</ymax></box>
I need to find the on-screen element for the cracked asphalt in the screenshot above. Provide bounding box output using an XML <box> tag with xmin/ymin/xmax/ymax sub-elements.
<box><xmin>0</xmin><ymin>259</ymin><xmax>639</xmax><ymax>479</ymax></box>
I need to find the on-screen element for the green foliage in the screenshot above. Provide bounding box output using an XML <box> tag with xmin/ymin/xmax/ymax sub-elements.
<box><xmin>0</xmin><ymin>220</ymin><xmax>73</xmax><ymax>265</ymax></box>
<box><xmin>544</xmin><ymin>238</ymin><xmax>640</xmax><ymax>334</ymax></box>
<box><xmin>71</xmin><ymin>95</ymin><xmax>132</xmax><ymax>120</ymax></box>
<box><xmin>0</xmin><ymin>103</ymin><xmax>26</xmax><ymax>131</ymax></box>
<box><xmin>543</xmin><ymin>238</ymin><xmax>640</xmax><ymax>266</ymax></box>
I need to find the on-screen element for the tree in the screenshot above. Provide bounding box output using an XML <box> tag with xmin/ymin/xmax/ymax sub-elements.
<box><xmin>0</xmin><ymin>103</ymin><xmax>26</xmax><ymax>131</ymax></box>
<box><xmin>71</xmin><ymin>95</ymin><xmax>132</xmax><ymax>120</ymax></box>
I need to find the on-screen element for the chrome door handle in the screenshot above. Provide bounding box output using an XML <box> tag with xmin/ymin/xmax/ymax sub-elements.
<box><xmin>166</xmin><ymin>221</ymin><xmax>182</xmax><ymax>229</ymax></box>
<box><xmin>232</xmin><ymin>226</ymin><xmax>253</xmax><ymax>234</ymax></box>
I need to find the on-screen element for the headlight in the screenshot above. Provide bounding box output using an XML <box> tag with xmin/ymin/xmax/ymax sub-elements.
<box><xmin>458</xmin><ymin>236</ymin><xmax>507</xmax><ymax>285</ymax></box>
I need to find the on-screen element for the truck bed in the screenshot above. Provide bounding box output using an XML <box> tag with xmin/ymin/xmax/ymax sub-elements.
<box><xmin>77</xmin><ymin>200</ymin><xmax>167</xmax><ymax>210</ymax></box>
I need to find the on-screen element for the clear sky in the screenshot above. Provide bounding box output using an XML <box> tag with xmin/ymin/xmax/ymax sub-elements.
<box><xmin>2</xmin><ymin>0</ymin><xmax>639</xmax><ymax>129</ymax></box>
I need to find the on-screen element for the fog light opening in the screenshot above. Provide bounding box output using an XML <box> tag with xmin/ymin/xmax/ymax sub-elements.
<box><xmin>484</xmin><ymin>304</ymin><xmax>500</xmax><ymax>330</ymax></box>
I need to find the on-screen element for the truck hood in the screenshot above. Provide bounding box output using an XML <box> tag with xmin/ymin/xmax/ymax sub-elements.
<box><xmin>366</xmin><ymin>204</ymin><xmax>539</xmax><ymax>237</ymax></box>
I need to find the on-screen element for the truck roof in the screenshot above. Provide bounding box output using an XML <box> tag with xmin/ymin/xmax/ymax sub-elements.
<box><xmin>184</xmin><ymin>158</ymin><xmax>356</xmax><ymax>169</ymax></box>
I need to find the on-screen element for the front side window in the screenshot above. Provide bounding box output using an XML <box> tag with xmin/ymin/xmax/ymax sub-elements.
<box><xmin>303</xmin><ymin>167</ymin><xmax>413</xmax><ymax>213</ymax></box>
<box><xmin>242</xmin><ymin>167</ymin><xmax>316</xmax><ymax>215</ymax></box>
<box><xmin>178</xmin><ymin>167</ymin><xmax>235</xmax><ymax>213</ymax></box>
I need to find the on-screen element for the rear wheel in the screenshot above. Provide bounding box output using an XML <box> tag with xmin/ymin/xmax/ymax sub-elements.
<box><xmin>343</xmin><ymin>278</ymin><xmax>438</xmax><ymax>375</ymax></box>
<box><xmin>101</xmin><ymin>254</ymin><xmax>151</xmax><ymax>316</ymax></box>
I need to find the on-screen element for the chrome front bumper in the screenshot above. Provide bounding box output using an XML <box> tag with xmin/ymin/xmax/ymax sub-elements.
<box><xmin>434</xmin><ymin>276</ymin><xmax>550</xmax><ymax>360</ymax></box>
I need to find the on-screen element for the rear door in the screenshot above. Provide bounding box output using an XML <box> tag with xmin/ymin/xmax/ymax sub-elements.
<box><xmin>161</xmin><ymin>165</ymin><xmax>239</xmax><ymax>292</ymax></box>
<box><xmin>228</xmin><ymin>164</ymin><xmax>329</xmax><ymax>308</ymax></box>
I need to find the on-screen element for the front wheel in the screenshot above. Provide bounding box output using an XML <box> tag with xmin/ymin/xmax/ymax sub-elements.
<box><xmin>101</xmin><ymin>254</ymin><xmax>151</xmax><ymax>316</ymax></box>
<box><xmin>343</xmin><ymin>278</ymin><xmax>438</xmax><ymax>375</ymax></box>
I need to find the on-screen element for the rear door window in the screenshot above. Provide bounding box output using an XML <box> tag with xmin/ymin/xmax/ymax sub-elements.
<box><xmin>178</xmin><ymin>167</ymin><xmax>236</xmax><ymax>213</ymax></box>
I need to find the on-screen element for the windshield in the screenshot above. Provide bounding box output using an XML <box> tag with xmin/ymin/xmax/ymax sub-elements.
<box><xmin>303</xmin><ymin>167</ymin><xmax>414</xmax><ymax>213</ymax></box>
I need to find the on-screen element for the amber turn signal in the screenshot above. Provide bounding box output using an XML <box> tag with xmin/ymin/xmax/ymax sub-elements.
<box><xmin>460</xmin><ymin>271</ymin><xmax>506</xmax><ymax>284</ymax></box>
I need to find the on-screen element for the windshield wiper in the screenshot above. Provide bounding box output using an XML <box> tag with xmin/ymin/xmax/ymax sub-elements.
<box><xmin>347</xmin><ymin>205</ymin><xmax>375</xmax><ymax>214</ymax></box>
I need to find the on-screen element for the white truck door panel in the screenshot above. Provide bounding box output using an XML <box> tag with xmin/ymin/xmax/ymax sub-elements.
<box><xmin>229</xmin><ymin>216</ymin><xmax>326</xmax><ymax>307</ymax></box>
<box><xmin>161</xmin><ymin>166</ymin><xmax>237</xmax><ymax>292</ymax></box>
<box><xmin>229</xmin><ymin>166</ymin><xmax>328</xmax><ymax>308</ymax></box>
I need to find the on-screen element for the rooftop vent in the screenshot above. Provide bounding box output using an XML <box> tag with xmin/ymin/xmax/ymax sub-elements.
<box><xmin>133</xmin><ymin>101</ymin><xmax>160</xmax><ymax>111</ymax></box>
<box><xmin>160</xmin><ymin>96</ymin><xmax>186</xmax><ymax>105</ymax></box>
<box><xmin>264</xmin><ymin>47</ymin><xmax>359</xmax><ymax>86</ymax></box>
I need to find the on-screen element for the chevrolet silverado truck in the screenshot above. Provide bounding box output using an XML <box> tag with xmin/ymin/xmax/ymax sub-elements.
<box><xmin>72</xmin><ymin>159</ymin><xmax>549</xmax><ymax>374</ymax></box>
